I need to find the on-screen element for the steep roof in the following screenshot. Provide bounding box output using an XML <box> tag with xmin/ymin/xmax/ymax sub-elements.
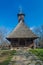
<box><xmin>6</xmin><ymin>21</ymin><xmax>38</xmax><ymax>39</ymax></box>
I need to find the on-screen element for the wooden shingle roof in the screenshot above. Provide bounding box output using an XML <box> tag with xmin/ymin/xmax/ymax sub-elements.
<box><xmin>6</xmin><ymin>20</ymin><xmax>38</xmax><ymax>39</ymax></box>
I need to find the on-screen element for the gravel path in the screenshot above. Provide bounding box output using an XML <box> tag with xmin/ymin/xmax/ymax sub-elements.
<box><xmin>8</xmin><ymin>48</ymin><xmax>43</xmax><ymax>65</ymax></box>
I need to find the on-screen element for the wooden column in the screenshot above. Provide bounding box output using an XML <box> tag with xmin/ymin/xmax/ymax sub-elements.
<box><xmin>33</xmin><ymin>40</ymin><xmax>36</xmax><ymax>49</ymax></box>
<box><xmin>18</xmin><ymin>38</ymin><xmax>20</xmax><ymax>47</ymax></box>
<box><xmin>11</xmin><ymin>42</ymin><xmax>13</xmax><ymax>50</ymax></box>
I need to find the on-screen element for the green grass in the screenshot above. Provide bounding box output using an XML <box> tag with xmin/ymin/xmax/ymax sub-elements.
<box><xmin>0</xmin><ymin>50</ymin><xmax>16</xmax><ymax>65</ymax></box>
<box><xmin>29</xmin><ymin>48</ymin><xmax>43</xmax><ymax>61</ymax></box>
<box><xmin>0</xmin><ymin>56</ymin><xmax>12</xmax><ymax>65</ymax></box>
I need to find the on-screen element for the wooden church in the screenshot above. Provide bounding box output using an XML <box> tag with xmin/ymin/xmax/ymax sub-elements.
<box><xmin>6</xmin><ymin>10</ymin><xmax>38</xmax><ymax>49</ymax></box>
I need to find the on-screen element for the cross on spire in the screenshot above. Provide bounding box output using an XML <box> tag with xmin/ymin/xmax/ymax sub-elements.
<box><xmin>19</xmin><ymin>6</ymin><xmax>23</xmax><ymax>14</ymax></box>
<box><xmin>17</xmin><ymin>6</ymin><xmax>25</xmax><ymax>22</ymax></box>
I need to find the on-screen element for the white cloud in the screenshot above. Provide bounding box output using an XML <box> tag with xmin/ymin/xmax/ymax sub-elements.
<box><xmin>30</xmin><ymin>26</ymin><xmax>35</xmax><ymax>30</ymax></box>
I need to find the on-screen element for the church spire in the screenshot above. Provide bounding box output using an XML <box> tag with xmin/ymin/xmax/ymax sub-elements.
<box><xmin>17</xmin><ymin>7</ymin><xmax>25</xmax><ymax>22</ymax></box>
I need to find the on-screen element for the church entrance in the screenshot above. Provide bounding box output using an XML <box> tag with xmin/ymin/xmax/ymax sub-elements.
<box><xmin>19</xmin><ymin>39</ymin><xmax>25</xmax><ymax>47</ymax></box>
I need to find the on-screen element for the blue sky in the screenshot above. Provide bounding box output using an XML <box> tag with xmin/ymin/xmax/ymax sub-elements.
<box><xmin>0</xmin><ymin>0</ymin><xmax>43</xmax><ymax>32</ymax></box>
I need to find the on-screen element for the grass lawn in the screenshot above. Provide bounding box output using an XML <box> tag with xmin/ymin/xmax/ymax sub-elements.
<box><xmin>0</xmin><ymin>50</ymin><xmax>16</xmax><ymax>65</ymax></box>
<box><xmin>29</xmin><ymin>48</ymin><xmax>43</xmax><ymax>61</ymax></box>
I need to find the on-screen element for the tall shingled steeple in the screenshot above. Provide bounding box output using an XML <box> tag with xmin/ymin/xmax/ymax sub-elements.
<box><xmin>17</xmin><ymin>7</ymin><xmax>25</xmax><ymax>22</ymax></box>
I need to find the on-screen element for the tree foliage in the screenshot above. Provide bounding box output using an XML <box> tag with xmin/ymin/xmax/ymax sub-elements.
<box><xmin>0</xmin><ymin>27</ymin><xmax>10</xmax><ymax>46</ymax></box>
<box><xmin>34</xmin><ymin>25</ymin><xmax>43</xmax><ymax>48</ymax></box>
